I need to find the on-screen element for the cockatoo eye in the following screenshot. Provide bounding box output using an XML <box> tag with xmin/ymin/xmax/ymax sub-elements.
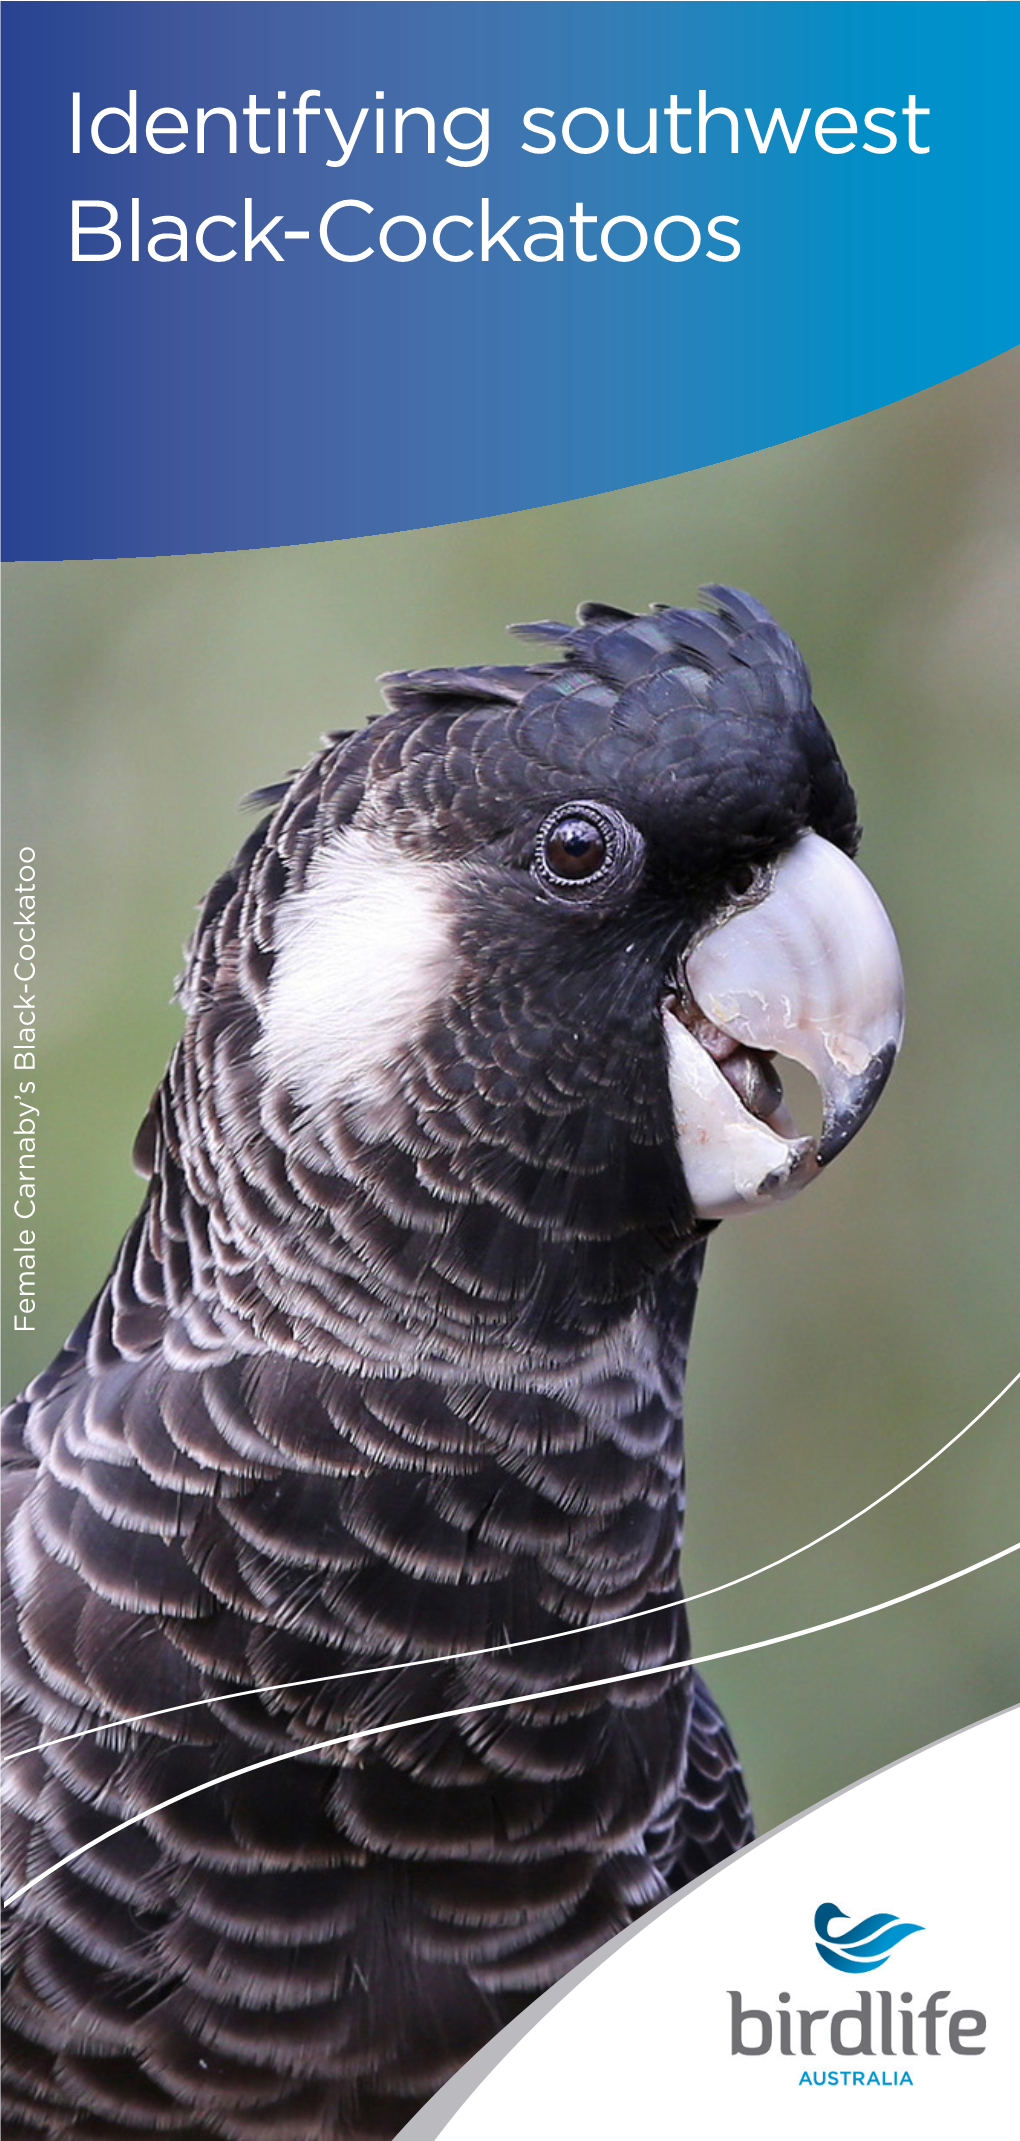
<box><xmin>533</xmin><ymin>802</ymin><xmax>637</xmax><ymax>897</ymax></box>
<box><xmin>544</xmin><ymin>816</ymin><xmax>608</xmax><ymax>880</ymax></box>
<box><xmin>548</xmin><ymin>817</ymin><xmax>604</xmax><ymax>877</ymax></box>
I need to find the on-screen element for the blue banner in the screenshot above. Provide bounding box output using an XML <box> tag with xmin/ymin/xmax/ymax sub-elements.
<box><xmin>2</xmin><ymin>1</ymin><xmax>1017</xmax><ymax>559</ymax></box>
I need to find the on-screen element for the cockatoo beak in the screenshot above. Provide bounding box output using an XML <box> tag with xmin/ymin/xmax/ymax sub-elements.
<box><xmin>665</xmin><ymin>832</ymin><xmax>905</xmax><ymax>1221</ymax></box>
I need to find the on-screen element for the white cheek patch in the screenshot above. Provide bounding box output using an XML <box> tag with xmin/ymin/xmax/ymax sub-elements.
<box><xmin>258</xmin><ymin>828</ymin><xmax>461</xmax><ymax>1130</ymax></box>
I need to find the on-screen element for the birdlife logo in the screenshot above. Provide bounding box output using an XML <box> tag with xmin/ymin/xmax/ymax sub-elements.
<box><xmin>814</xmin><ymin>1902</ymin><xmax>924</xmax><ymax>1974</ymax></box>
<box><xmin>727</xmin><ymin>1899</ymin><xmax>989</xmax><ymax>2080</ymax></box>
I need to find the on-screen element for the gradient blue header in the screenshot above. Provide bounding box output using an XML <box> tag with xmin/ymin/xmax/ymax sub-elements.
<box><xmin>2</xmin><ymin>2</ymin><xmax>1017</xmax><ymax>559</ymax></box>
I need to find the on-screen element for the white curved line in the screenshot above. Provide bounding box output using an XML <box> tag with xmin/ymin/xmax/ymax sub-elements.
<box><xmin>7</xmin><ymin>1367</ymin><xmax>1017</xmax><ymax>1765</ymax></box>
<box><xmin>6</xmin><ymin>1538</ymin><xmax>1017</xmax><ymax>1909</ymax></box>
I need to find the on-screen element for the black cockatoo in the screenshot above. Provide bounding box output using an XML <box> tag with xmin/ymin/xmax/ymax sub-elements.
<box><xmin>1</xmin><ymin>588</ymin><xmax>903</xmax><ymax>2139</ymax></box>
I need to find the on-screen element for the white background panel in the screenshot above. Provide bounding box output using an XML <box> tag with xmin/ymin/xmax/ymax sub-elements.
<box><xmin>427</xmin><ymin>1708</ymin><xmax>1017</xmax><ymax>2138</ymax></box>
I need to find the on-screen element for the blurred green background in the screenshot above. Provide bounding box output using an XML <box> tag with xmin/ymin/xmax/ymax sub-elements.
<box><xmin>4</xmin><ymin>351</ymin><xmax>1018</xmax><ymax>1833</ymax></box>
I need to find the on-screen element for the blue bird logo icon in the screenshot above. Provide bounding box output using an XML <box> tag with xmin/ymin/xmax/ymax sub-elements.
<box><xmin>814</xmin><ymin>1903</ymin><xmax>924</xmax><ymax>1974</ymax></box>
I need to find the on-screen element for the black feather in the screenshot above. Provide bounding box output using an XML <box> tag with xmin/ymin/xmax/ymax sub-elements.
<box><xmin>2</xmin><ymin>586</ymin><xmax>865</xmax><ymax>2137</ymax></box>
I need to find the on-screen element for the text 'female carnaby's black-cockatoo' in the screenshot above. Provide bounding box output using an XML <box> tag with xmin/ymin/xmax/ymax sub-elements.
<box><xmin>2</xmin><ymin>588</ymin><xmax>904</xmax><ymax>2139</ymax></box>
